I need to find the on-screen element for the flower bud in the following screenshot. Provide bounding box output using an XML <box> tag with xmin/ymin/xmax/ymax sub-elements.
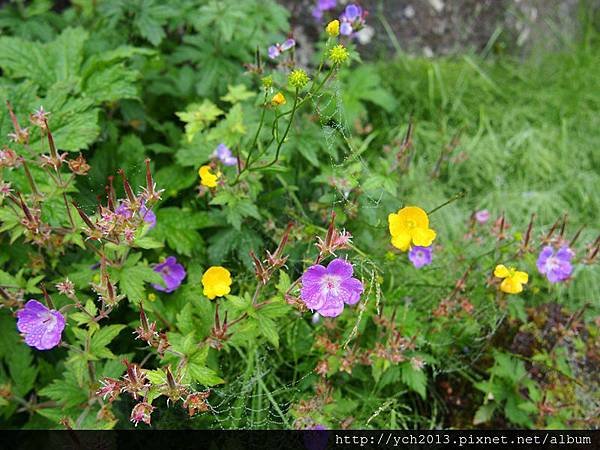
<box><xmin>288</xmin><ymin>69</ymin><xmax>310</xmax><ymax>89</ymax></box>
<box><xmin>329</xmin><ymin>44</ymin><xmax>349</xmax><ymax>65</ymax></box>
<box><xmin>271</xmin><ymin>92</ymin><xmax>286</xmax><ymax>107</ymax></box>
<box><xmin>326</xmin><ymin>20</ymin><xmax>340</xmax><ymax>37</ymax></box>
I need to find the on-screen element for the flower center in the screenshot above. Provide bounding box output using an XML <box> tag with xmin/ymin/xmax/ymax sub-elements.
<box><xmin>546</xmin><ymin>256</ymin><xmax>559</xmax><ymax>271</ymax></box>
<box><xmin>41</xmin><ymin>312</ymin><xmax>56</xmax><ymax>326</ymax></box>
<box><xmin>322</xmin><ymin>275</ymin><xmax>339</xmax><ymax>291</ymax></box>
<box><xmin>406</xmin><ymin>219</ymin><xmax>416</xmax><ymax>229</ymax></box>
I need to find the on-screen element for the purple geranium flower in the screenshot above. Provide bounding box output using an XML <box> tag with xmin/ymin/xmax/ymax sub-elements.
<box><xmin>268</xmin><ymin>39</ymin><xmax>295</xmax><ymax>59</ymax></box>
<box><xmin>115</xmin><ymin>202</ymin><xmax>133</xmax><ymax>219</ymax></box>
<box><xmin>16</xmin><ymin>300</ymin><xmax>65</xmax><ymax>350</ymax></box>
<box><xmin>213</xmin><ymin>143</ymin><xmax>238</xmax><ymax>166</ymax></box>
<box><xmin>312</xmin><ymin>0</ymin><xmax>337</xmax><ymax>19</ymax></box>
<box><xmin>537</xmin><ymin>246</ymin><xmax>574</xmax><ymax>283</ymax></box>
<box><xmin>408</xmin><ymin>246</ymin><xmax>433</xmax><ymax>268</ymax></box>
<box><xmin>115</xmin><ymin>201</ymin><xmax>156</xmax><ymax>229</ymax></box>
<box><xmin>152</xmin><ymin>256</ymin><xmax>186</xmax><ymax>293</ymax></box>
<box><xmin>474</xmin><ymin>209</ymin><xmax>490</xmax><ymax>224</ymax></box>
<box><xmin>339</xmin><ymin>3</ymin><xmax>365</xmax><ymax>35</ymax></box>
<box><xmin>300</xmin><ymin>258</ymin><xmax>363</xmax><ymax>318</ymax></box>
<box><xmin>139</xmin><ymin>203</ymin><xmax>156</xmax><ymax>229</ymax></box>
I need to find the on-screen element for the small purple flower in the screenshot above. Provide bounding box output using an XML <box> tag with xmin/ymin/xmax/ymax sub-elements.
<box><xmin>474</xmin><ymin>209</ymin><xmax>490</xmax><ymax>224</ymax></box>
<box><xmin>339</xmin><ymin>3</ymin><xmax>365</xmax><ymax>36</ymax></box>
<box><xmin>408</xmin><ymin>246</ymin><xmax>433</xmax><ymax>268</ymax></box>
<box><xmin>139</xmin><ymin>203</ymin><xmax>156</xmax><ymax>229</ymax></box>
<box><xmin>537</xmin><ymin>246</ymin><xmax>574</xmax><ymax>283</ymax></box>
<box><xmin>343</xmin><ymin>4</ymin><xmax>362</xmax><ymax>21</ymax></box>
<box><xmin>267</xmin><ymin>39</ymin><xmax>296</xmax><ymax>59</ymax></box>
<box><xmin>340</xmin><ymin>21</ymin><xmax>353</xmax><ymax>35</ymax></box>
<box><xmin>300</xmin><ymin>258</ymin><xmax>363</xmax><ymax>318</ymax></box>
<box><xmin>213</xmin><ymin>143</ymin><xmax>238</xmax><ymax>166</ymax></box>
<box><xmin>312</xmin><ymin>0</ymin><xmax>337</xmax><ymax>19</ymax></box>
<box><xmin>116</xmin><ymin>201</ymin><xmax>156</xmax><ymax>229</ymax></box>
<box><xmin>152</xmin><ymin>256</ymin><xmax>186</xmax><ymax>293</ymax></box>
<box><xmin>115</xmin><ymin>202</ymin><xmax>133</xmax><ymax>219</ymax></box>
<box><xmin>16</xmin><ymin>300</ymin><xmax>65</xmax><ymax>350</ymax></box>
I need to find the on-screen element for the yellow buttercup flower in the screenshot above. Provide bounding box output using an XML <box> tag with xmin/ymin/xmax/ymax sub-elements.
<box><xmin>388</xmin><ymin>206</ymin><xmax>436</xmax><ymax>251</ymax></box>
<box><xmin>326</xmin><ymin>19</ymin><xmax>340</xmax><ymax>37</ymax></box>
<box><xmin>494</xmin><ymin>265</ymin><xmax>528</xmax><ymax>294</ymax></box>
<box><xmin>271</xmin><ymin>92</ymin><xmax>286</xmax><ymax>106</ymax></box>
<box><xmin>202</xmin><ymin>266</ymin><xmax>232</xmax><ymax>300</ymax></box>
<box><xmin>198</xmin><ymin>165</ymin><xmax>219</xmax><ymax>188</ymax></box>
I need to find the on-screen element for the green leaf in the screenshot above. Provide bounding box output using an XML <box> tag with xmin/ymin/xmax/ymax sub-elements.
<box><xmin>206</xmin><ymin>103</ymin><xmax>246</xmax><ymax>145</ymax></box>
<box><xmin>187</xmin><ymin>363</ymin><xmax>224</xmax><ymax>387</ymax></box>
<box><xmin>256</xmin><ymin>314</ymin><xmax>279</xmax><ymax>349</ymax></box>
<box><xmin>117</xmin><ymin>263</ymin><xmax>163</xmax><ymax>303</ymax></box>
<box><xmin>145</xmin><ymin>369</ymin><xmax>168</xmax><ymax>385</ymax></box>
<box><xmin>0</xmin><ymin>27</ymin><xmax>87</xmax><ymax>90</ymax></box>
<box><xmin>39</xmin><ymin>372</ymin><xmax>88</xmax><ymax>408</ymax></box>
<box><xmin>7</xmin><ymin>346</ymin><xmax>38</xmax><ymax>396</ymax></box>
<box><xmin>90</xmin><ymin>325</ymin><xmax>125</xmax><ymax>357</ymax></box>
<box><xmin>221</xmin><ymin>84</ymin><xmax>255</xmax><ymax>104</ymax></box>
<box><xmin>473</xmin><ymin>402</ymin><xmax>496</xmax><ymax>425</ymax></box>
<box><xmin>82</xmin><ymin>64</ymin><xmax>139</xmax><ymax>103</ymax></box>
<box><xmin>401</xmin><ymin>363</ymin><xmax>427</xmax><ymax>399</ymax></box>
<box><xmin>176</xmin><ymin>100</ymin><xmax>224</xmax><ymax>143</ymax></box>
<box><xmin>153</xmin><ymin>207</ymin><xmax>219</xmax><ymax>256</ymax></box>
<box><xmin>134</xmin><ymin>236</ymin><xmax>164</xmax><ymax>249</ymax></box>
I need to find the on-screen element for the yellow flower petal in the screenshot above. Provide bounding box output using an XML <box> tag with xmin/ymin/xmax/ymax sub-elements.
<box><xmin>494</xmin><ymin>264</ymin><xmax>510</xmax><ymax>279</ymax></box>
<box><xmin>411</xmin><ymin>227</ymin><xmax>436</xmax><ymax>247</ymax></box>
<box><xmin>326</xmin><ymin>19</ymin><xmax>340</xmax><ymax>37</ymax></box>
<box><xmin>514</xmin><ymin>271</ymin><xmax>529</xmax><ymax>284</ymax></box>
<box><xmin>500</xmin><ymin>278</ymin><xmax>523</xmax><ymax>294</ymax></box>
<box><xmin>199</xmin><ymin>165</ymin><xmax>219</xmax><ymax>188</ymax></box>
<box><xmin>271</xmin><ymin>92</ymin><xmax>286</xmax><ymax>106</ymax></box>
<box><xmin>202</xmin><ymin>266</ymin><xmax>232</xmax><ymax>300</ymax></box>
<box><xmin>397</xmin><ymin>206</ymin><xmax>429</xmax><ymax>229</ymax></box>
<box><xmin>388</xmin><ymin>212</ymin><xmax>405</xmax><ymax>236</ymax></box>
<box><xmin>391</xmin><ymin>233</ymin><xmax>411</xmax><ymax>252</ymax></box>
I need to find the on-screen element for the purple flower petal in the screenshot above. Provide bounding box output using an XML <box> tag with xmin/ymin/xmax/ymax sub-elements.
<box><xmin>300</xmin><ymin>259</ymin><xmax>363</xmax><ymax>316</ymax></box>
<box><xmin>153</xmin><ymin>256</ymin><xmax>186</xmax><ymax>293</ymax></box>
<box><xmin>268</xmin><ymin>45</ymin><xmax>280</xmax><ymax>59</ymax></box>
<box><xmin>139</xmin><ymin>203</ymin><xmax>156</xmax><ymax>229</ymax></box>
<box><xmin>536</xmin><ymin>246</ymin><xmax>554</xmax><ymax>273</ymax></box>
<box><xmin>16</xmin><ymin>300</ymin><xmax>65</xmax><ymax>350</ymax></box>
<box><xmin>301</xmin><ymin>264</ymin><xmax>327</xmax><ymax>285</ymax></box>
<box><xmin>317</xmin><ymin>295</ymin><xmax>344</xmax><ymax>317</ymax></box>
<box><xmin>408</xmin><ymin>246</ymin><xmax>433</xmax><ymax>268</ymax></box>
<box><xmin>345</xmin><ymin>4</ymin><xmax>362</xmax><ymax>21</ymax></box>
<box><xmin>281</xmin><ymin>39</ymin><xmax>295</xmax><ymax>51</ymax></box>
<box><xmin>557</xmin><ymin>246</ymin><xmax>575</xmax><ymax>262</ymax></box>
<box><xmin>340</xmin><ymin>277</ymin><xmax>363</xmax><ymax>305</ymax></box>
<box><xmin>300</xmin><ymin>282</ymin><xmax>328</xmax><ymax>310</ymax></box>
<box><xmin>340</xmin><ymin>21</ymin><xmax>353</xmax><ymax>35</ymax></box>
<box><xmin>326</xmin><ymin>258</ymin><xmax>353</xmax><ymax>278</ymax></box>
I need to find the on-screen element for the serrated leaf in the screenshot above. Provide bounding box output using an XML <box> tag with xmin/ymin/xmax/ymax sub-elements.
<box><xmin>401</xmin><ymin>363</ymin><xmax>427</xmax><ymax>399</ymax></box>
<box><xmin>176</xmin><ymin>100</ymin><xmax>224</xmax><ymax>143</ymax></box>
<box><xmin>221</xmin><ymin>84</ymin><xmax>255</xmax><ymax>104</ymax></box>
<box><xmin>473</xmin><ymin>402</ymin><xmax>496</xmax><ymax>425</ymax></box>
<box><xmin>187</xmin><ymin>363</ymin><xmax>224</xmax><ymax>387</ymax></box>
<box><xmin>90</xmin><ymin>325</ymin><xmax>125</xmax><ymax>355</ymax></box>
<box><xmin>117</xmin><ymin>263</ymin><xmax>162</xmax><ymax>303</ymax></box>
<box><xmin>256</xmin><ymin>314</ymin><xmax>279</xmax><ymax>349</ymax></box>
